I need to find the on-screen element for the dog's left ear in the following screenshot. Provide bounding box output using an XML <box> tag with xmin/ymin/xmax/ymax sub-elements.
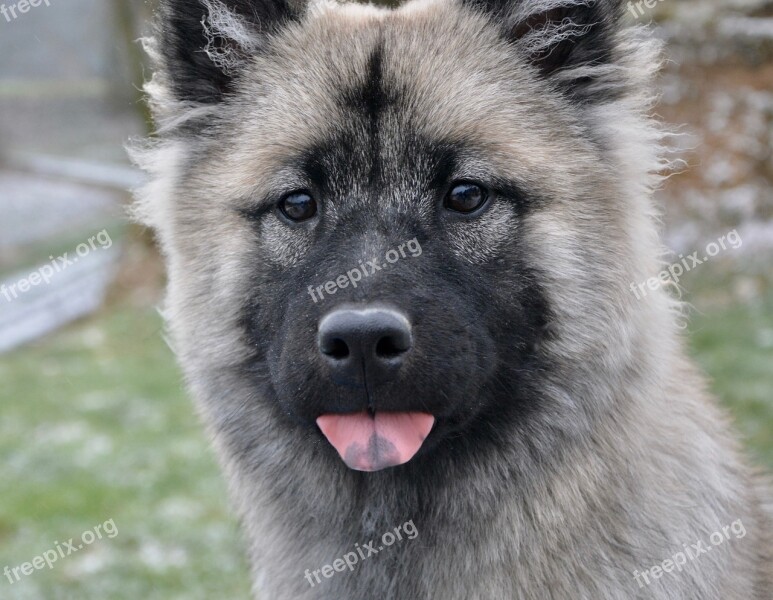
<box><xmin>462</xmin><ymin>0</ymin><xmax>625</xmax><ymax>101</ymax></box>
<box><xmin>157</xmin><ymin>0</ymin><xmax>307</xmax><ymax>104</ymax></box>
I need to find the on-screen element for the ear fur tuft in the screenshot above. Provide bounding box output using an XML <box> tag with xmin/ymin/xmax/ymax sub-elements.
<box><xmin>157</xmin><ymin>0</ymin><xmax>305</xmax><ymax>104</ymax></box>
<box><xmin>462</xmin><ymin>0</ymin><xmax>625</xmax><ymax>101</ymax></box>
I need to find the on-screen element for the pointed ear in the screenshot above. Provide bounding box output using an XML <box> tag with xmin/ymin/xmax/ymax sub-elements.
<box><xmin>158</xmin><ymin>0</ymin><xmax>306</xmax><ymax>104</ymax></box>
<box><xmin>462</xmin><ymin>0</ymin><xmax>624</xmax><ymax>101</ymax></box>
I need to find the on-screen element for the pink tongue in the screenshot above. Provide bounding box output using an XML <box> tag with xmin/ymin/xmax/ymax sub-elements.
<box><xmin>317</xmin><ymin>412</ymin><xmax>435</xmax><ymax>472</ymax></box>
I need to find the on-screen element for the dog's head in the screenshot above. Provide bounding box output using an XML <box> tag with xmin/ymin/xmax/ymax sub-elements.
<box><xmin>135</xmin><ymin>0</ymin><xmax>667</xmax><ymax>473</ymax></box>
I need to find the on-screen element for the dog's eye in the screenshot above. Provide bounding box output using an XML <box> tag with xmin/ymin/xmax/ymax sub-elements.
<box><xmin>444</xmin><ymin>182</ymin><xmax>489</xmax><ymax>214</ymax></box>
<box><xmin>278</xmin><ymin>191</ymin><xmax>317</xmax><ymax>222</ymax></box>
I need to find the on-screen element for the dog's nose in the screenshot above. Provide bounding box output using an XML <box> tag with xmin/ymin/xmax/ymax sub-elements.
<box><xmin>318</xmin><ymin>307</ymin><xmax>412</xmax><ymax>383</ymax></box>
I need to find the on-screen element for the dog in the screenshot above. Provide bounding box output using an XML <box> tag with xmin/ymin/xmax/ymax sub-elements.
<box><xmin>132</xmin><ymin>0</ymin><xmax>773</xmax><ymax>597</ymax></box>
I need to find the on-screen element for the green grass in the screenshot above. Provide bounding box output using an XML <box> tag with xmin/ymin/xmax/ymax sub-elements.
<box><xmin>0</xmin><ymin>267</ymin><xmax>770</xmax><ymax>599</ymax></box>
<box><xmin>687</xmin><ymin>273</ymin><xmax>773</xmax><ymax>469</ymax></box>
<box><xmin>0</xmin><ymin>308</ymin><xmax>252</xmax><ymax>599</ymax></box>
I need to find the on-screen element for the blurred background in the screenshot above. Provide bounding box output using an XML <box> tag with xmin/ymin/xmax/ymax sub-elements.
<box><xmin>0</xmin><ymin>0</ymin><xmax>771</xmax><ymax>597</ymax></box>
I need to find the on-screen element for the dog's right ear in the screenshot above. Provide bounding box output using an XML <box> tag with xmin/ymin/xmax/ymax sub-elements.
<box><xmin>461</xmin><ymin>0</ymin><xmax>625</xmax><ymax>103</ymax></box>
<box><xmin>157</xmin><ymin>0</ymin><xmax>306</xmax><ymax>104</ymax></box>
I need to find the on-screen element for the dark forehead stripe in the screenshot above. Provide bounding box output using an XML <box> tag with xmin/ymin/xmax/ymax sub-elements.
<box><xmin>293</xmin><ymin>39</ymin><xmax>463</xmax><ymax>200</ymax></box>
<box><xmin>340</xmin><ymin>40</ymin><xmax>400</xmax><ymax>187</ymax></box>
<box><xmin>341</xmin><ymin>41</ymin><xmax>396</xmax><ymax>128</ymax></box>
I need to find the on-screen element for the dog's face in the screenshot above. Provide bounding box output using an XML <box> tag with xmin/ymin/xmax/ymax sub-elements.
<box><xmin>138</xmin><ymin>0</ymin><xmax>662</xmax><ymax>473</ymax></box>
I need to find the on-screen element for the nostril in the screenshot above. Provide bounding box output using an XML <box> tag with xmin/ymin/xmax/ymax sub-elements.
<box><xmin>376</xmin><ymin>334</ymin><xmax>409</xmax><ymax>359</ymax></box>
<box><xmin>323</xmin><ymin>338</ymin><xmax>350</xmax><ymax>360</ymax></box>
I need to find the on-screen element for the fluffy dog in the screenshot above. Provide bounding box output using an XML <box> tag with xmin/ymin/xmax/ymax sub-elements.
<box><xmin>132</xmin><ymin>0</ymin><xmax>773</xmax><ymax>597</ymax></box>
